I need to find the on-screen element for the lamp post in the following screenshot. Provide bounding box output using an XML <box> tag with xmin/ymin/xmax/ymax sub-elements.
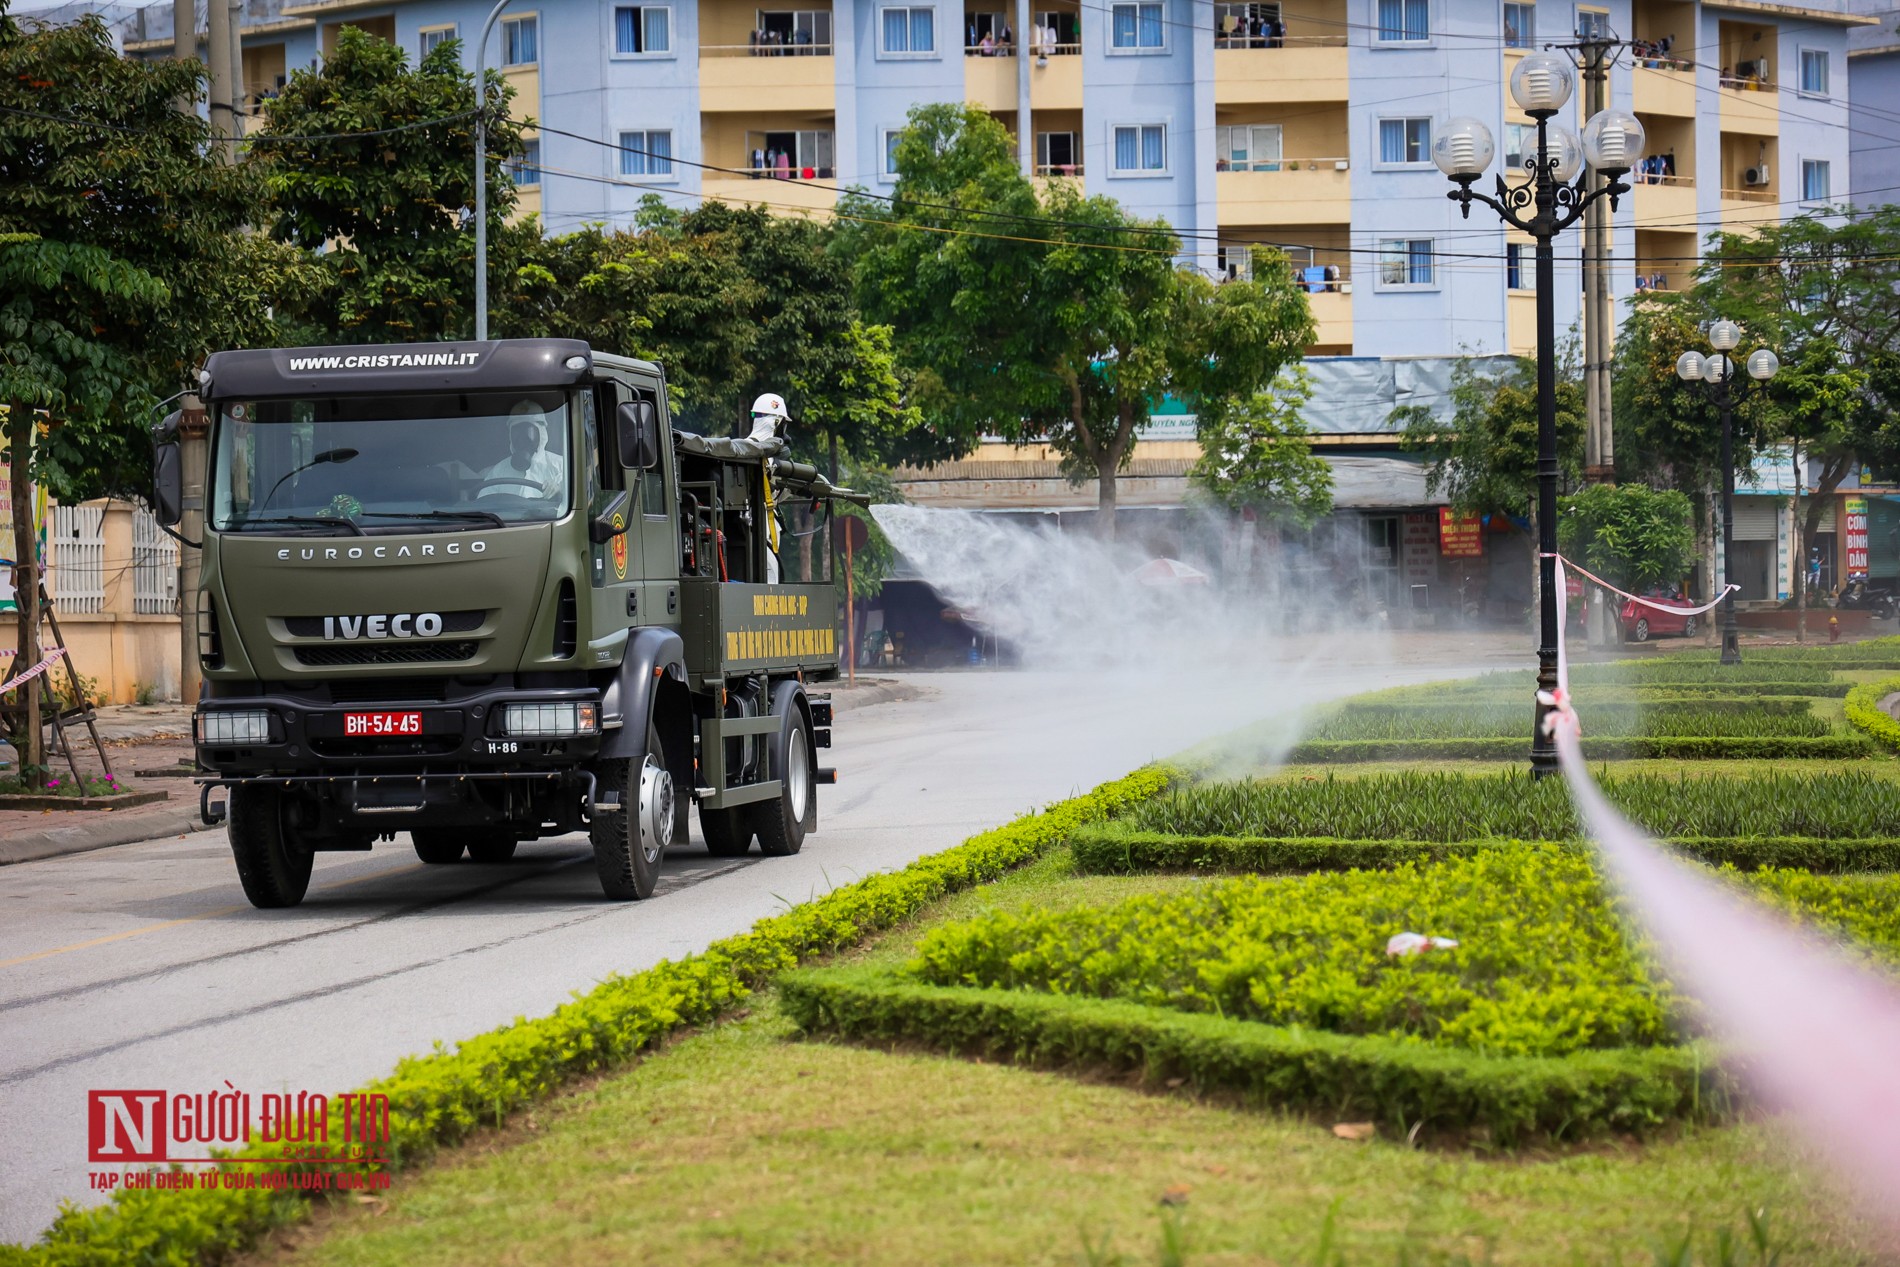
<box><xmin>1432</xmin><ymin>53</ymin><xmax>1646</xmax><ymax>776</ymax></box>
<box><xmin>1674</xmin><ymin>322</ymin><xmax>1779</xmax><ymax>665</ymax></box>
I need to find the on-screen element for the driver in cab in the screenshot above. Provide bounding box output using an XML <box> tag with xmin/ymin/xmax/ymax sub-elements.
<box><xmin>477</xmin><ymin>402</ymin><xmax>564</xmax><ymax>499</ymax></box>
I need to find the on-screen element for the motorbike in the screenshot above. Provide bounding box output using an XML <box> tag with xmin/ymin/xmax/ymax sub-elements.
<box><xmin>1837</xmin><ymin>576</ymin><xmax>1897</xmax><ymax>620</ymax></box>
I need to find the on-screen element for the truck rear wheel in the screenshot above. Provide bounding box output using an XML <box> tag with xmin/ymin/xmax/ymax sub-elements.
<box><xmin>411</xmin><ymin>830</ymin><xmax>465</xmax><ymax>865</ymax></box>
<box><xmin>229</xmin><ymin>785</ymin><xmax>313</xmax><ymax>909</ymax></box>
<box><xmin>700</xmin><ymin>805</ymin><xmax>753</xmax><ymax>856</ymax></box>
<box><xmin>752</xmin><ymin>683</ymin><xmax>813</xmax><ymax>857</ymax></box>
<box><xmin>466</xmin><ymin>831</ymin><xmax>518</xmax><ymax>864</ymax></box>
<box><xmin>590</xmin><ymin>723</ymin><xmax>671</xmax><ymax>900</ymax></box>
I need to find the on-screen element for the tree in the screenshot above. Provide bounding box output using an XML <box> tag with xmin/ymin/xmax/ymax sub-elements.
<box><xmin>1396</xmin><ymin>355</ymin><xmax>1585</xmax><ymax>517</ymax></box>
<box><xmin>254</xmin><ymin>29</ymin><xmax>523</xmax><ymax>343</ymax></box>
<box><xmin>1557</xmin><ymin>483</ymin><xmax>1697</xmax><ymax>592</ymax></box>
<box><xmin>1188</xmin><ymin>368</ymin><xmax>1334</xmax><ymax>529</ymax></box>
<box><xmin>0</xmin><ymin>11</ymin><xmax>272</xmax><ymax>785</ymax></box>
<box><xmin>1613</xmin><ymin>295</ymin><xmax>1768</xmax><ymax>496</ymax></box>
<box><xmin>842</xmin><ymin>104</ymin><xmax>1314</xmax><ymax>534</ymax></box>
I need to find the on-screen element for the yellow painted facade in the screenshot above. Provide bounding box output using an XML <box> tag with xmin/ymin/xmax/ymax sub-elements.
<box><xmin>1217</xmin><ymin>166</ymin><xmax>1351</xmax><ymax>225</ymax></box>
<box><xmin>1213</xmin><ymin>46</ymin><xmax>1349</xmax><ymax>105</ymax></box>
<box><xmin>700</xmin><ymin>53</ymin><xmax>836</xmax><ymax>113</ymax></box>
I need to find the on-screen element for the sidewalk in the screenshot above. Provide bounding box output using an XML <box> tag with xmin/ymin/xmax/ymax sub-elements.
<box><xmin>0</xmin><ymin>681</ymin><xmax>924</xmax><ymax>868</ymax></box>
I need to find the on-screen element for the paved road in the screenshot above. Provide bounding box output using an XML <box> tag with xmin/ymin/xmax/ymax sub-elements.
<box><xmin>0</xmin><ymin>645</ymin><xmax>1501</xmax><ymax>1244</ymax></box>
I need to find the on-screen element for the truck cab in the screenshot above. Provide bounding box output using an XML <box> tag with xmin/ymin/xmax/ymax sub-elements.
<box><xmin>155</xmin><ymin>339</ymin><xmax>854</xmax><ymax>909</ymax></box>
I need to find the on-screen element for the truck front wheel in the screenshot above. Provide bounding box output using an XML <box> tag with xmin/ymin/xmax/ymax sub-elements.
<box><xmin>589</xmin><ymin>723</ymin><xmax>671</xmax><ymax>900</ymax></box>
<box><xmin>411</xmin><ymin>830</ymin><xmax>465</xmax><ymax>864</ymax></box>
<box><xmin>752</xmin><ymin>683</ymin><xmax>814</xmax><ymax>857</ymax></box>
<box><xmin>229</xmin><ymin>785</ymin><xmax>314</xmax><ymax>909</ymax></box>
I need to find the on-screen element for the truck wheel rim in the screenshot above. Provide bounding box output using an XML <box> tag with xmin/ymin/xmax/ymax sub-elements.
<box><xmin>788</xmin><ymin>730</ymin><xmax>811</xmax><ymax>812</ymax></box>
<box><xmin>637</xmin><ymin>754</ymin><xmax>672</xmax><ymax>865</ymax></box>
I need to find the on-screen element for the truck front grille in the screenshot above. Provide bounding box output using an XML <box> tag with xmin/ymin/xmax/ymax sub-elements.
<box><xmin>282</xmin><ymin>611</ymin><xmax>486</xmax><ymax>638</ymax></box>
<box><xmin>295</xmin><ymin>641</ymin><xmax>478</xmax><ymax>667</ymax></box>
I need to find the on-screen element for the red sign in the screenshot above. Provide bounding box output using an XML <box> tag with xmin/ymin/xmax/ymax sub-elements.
<box><xmin>1439</xmin><ymin>509</ymin><xmax>1484</xmax><ymax>557</ymax></box>
<box><xmin>345</xmin><ymin>711</ymin><xmax>423</xmax><ymax>737</ymax></box>
<box><xmin>1846</xmin><ymin>497</ymin><xmax>1869</xmax><ymax>573</ymax></box>
<box><xmin>89</xmin><ymin>1091</ymin><xmax>168</xmax><ymax>1163</ymax></box>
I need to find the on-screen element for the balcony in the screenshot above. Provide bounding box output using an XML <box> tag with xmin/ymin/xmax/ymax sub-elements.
<box><xmin>1720</xmin><ymin>79</ymin><xmax>1779</xmax><ymax>136</ymax></box>
<box><xmin>700</xmin><ymin>45</ymin><xmax>835</xmax><ymax>113</ymax></box>
<box><xmin>1307</xmin><ymin>287</ymin><xmax>1352</xmax><ymax>351</ymax></box>
<box><xmin>1214</xmin><ymin>41</ymin><xmax>1348</xmax><ymax>105</ymax></box>
<box><xmin>1633</xmin><ymin>64</ymin><xmax>1695</xmax><ymax>117</ymax></box>
<box><xmin>1630</xmin><ymin>174</ymin><xmax>1696</xmax><ymax>228</ymax></box>
<box><xmin>963</xmin><ymin>49</ymin><xmax>1082</xmax><ymax>110</ymax></box>
<box><xmin>1216</xmin><ymin>161</ymin><xmax>1351</xmax><ymax>225</ymax></box>
<box><xmin>702</xmin><ymin>175</ymin><xmax>840</xmax><ymax>215</ymax></box>
<box><xmin>1507</xmin><ymin>292</ymin><xmax>1536</xmax><ymax>357</ymax></box>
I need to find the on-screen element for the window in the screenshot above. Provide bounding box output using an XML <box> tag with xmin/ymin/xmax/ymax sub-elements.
<box><xmin>1506</xmin><ymin>242</ymin><xmax>1535</xmax><ymax>291</ymax></box>
<box><xmin>1378</xmin><ymin>117</ymin><xmax>1431</xmax><ymax>165</ymax></box>
<box><xmin>757</xmin><ymin>9</ymin><xmax>833</xmax><ymax>52</ymax></box>
<box><xmin>501</xmin><ymin>14</ymin><xmax>537</xmax><ymax>65</ymax></box>
<box><xmin>1575</xmin><ymin>7</ymin><xmax>1608</xmax><ymax>39</ymax></box>
<box><xmin>881</xmin><ymin>129</ymin><xmax>904</xmax><ymax>177</ymax></box>
<box><xmin>509</xmin><ymin>139</ymin><xmax>541</xmax><ymax>187</ymax></box>
<box><xmin>419</xmin><ymin>25</ymin><xmax>456</xmax><ymax>59</ymax></box>
<box><xmin>751</xmin><ymin>129</ymin><xmax>834</xmax><ymax>174</ymax></box>
<box><xmin>618</xmin><ymin>130</ymin><xmax>673</xmax><ymax>177</ymax></box>
<box><xmin>1112</xmin><ymin>124</ymin><xmax>1166</xmax><ymax>173</ymax></box>
<box><xmin>1110</xmin><ymin>2</ymin><xmax>1165</xmax><ymax>49</ymax></box>
<box><xmin>1502</xmin><ymin>2</ymin><xmax>1532</xmax><ymax>47</ymax></box>
<box><xmin>1034</xmin><ymin>9</ymin><xmax>1082</xmax><ymax>48</ymax></box>
<box><xmin>1503</xmin><ymin>122</ymin><xmax>1530</xmax><ymax>173</ymax></box>
<box><xmin>1799</xmin><ymin>49</ymin><xmax>1828</xmax><ymax>95</ymax></box>
<box><xmin>881</xmin><ymin>6</ymin><xmax>936</xmax><ymax>53</ymax></box>
<box><xmin>1035</xmin><ymin>131</ymin><xmax>1079</xmax><ymax>172</ymax></box>
<box><xmin>1379</xmin><ymin>237</ymin><xmax>1434</xmax><ymax>287</ymax></box>
<box><xmin>1216</xmin><ymin>123</ymin><xmax>1282</xmax><ymax>171</ymax></box>
<box><xmin>1803</xmin><ymin>159</ymin><xmax>1830</xmax><ymax>202</ymax></box>
<box><xmin>1376</xmin><ymin>0</ymin><xmax>1428</xmax><ymax>42</ymax></box>
<box><xmin>1214</xmin><ymin>2</ymin><xmax>1279</xmax><ymax>46</ymax></box>
<box><xmin>1217</xmin><ymin>243</ymin><xmax>1254</xmax><ymax>281</ymax></box>
<box><xmin>615</xmin><ymin>6</ymin><xmax>671</xmax><ymax>54</ymax></box>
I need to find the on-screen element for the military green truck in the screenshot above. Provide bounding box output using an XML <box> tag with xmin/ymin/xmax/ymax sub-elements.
<box><xmin>152</xmin><ymin>338</ymin><xmax>863</xmax><ymax>909</ymax></box>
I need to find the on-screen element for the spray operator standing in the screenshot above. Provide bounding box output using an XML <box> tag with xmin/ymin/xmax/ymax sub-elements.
<box><xmin>752</xmin><ymin>393</ymin><xmax>790</xmax><ymax>584</ymax></box>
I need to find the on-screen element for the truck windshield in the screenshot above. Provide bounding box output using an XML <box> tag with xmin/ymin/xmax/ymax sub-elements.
<box><xmin>210</xmin><ymin>390</ymin><xmax>572</xmax><ymax>533</ymax></box>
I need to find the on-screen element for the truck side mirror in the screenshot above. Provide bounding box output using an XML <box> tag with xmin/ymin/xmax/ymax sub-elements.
<box><xmin>153</xmin><ymin>411</ymin><xmax>183</xmax><ymax>526</ymax></box>
<box><xmin>589</xmin><ymin>488</ymin><xmax>632</xmax><ymax>544</ymax></box>
<box><xmin>616</xmin><ymin>400</ymin><xmax>660</xmax><ymax>470</ymax></box>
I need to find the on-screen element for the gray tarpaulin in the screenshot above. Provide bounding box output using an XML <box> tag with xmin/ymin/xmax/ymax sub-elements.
<box><xmin>1296</xmin><ymin>355</ymin><xmax>1519</xmax><ymax>435</ymax></box>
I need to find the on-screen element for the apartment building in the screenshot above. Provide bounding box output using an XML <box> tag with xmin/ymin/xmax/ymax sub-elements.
<box><xmin>121</xmin><ymin>0</ymin><xmax>1864</xmax><ymax>359</ymax></box>
<box><xmin>1847</xmin><ymin>1</ymin><xmax>1900</xmax><ymax>206</ymax></box>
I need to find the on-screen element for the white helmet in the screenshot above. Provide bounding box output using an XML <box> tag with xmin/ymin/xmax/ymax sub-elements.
<box><xmin>751</xmin><ymin>393</ymin><xmax>790</xmax><ymax>423</ymax></box>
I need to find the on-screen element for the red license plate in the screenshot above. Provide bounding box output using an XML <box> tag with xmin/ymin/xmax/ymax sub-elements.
<box><xmin>344</xmin><ymin>711</ymin><xmax>424</xmax><ymax>737</ymax></box>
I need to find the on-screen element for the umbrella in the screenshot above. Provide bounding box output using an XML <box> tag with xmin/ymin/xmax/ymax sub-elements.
<box><xmin>1131</xmin><ymin>557</ymin><xmax>1211</xmax><ymax>586</ymax></box>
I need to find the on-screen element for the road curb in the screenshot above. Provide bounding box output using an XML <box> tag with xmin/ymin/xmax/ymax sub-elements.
<box><xmin>0</xmin><ymin>807</ymin><xmax>219</xmax><ymax>867</ymax></box>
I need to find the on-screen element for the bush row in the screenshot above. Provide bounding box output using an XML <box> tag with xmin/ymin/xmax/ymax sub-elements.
<box><xmin>15</xmin><ymin>767</ymin><xmax>1174</xmax><ymax>1267</ymax></box>
<box><xmin>1843</xmin><ymin>676</ymin><xmax>1900</xmax><ymax>753</ymax></box>
<box><xmin>1367</xmin><ymin>681</ymin><xmax>1852</xmax><ymax>703</ymax></box>
<box><xmin>1067</xmin><ymin>826</ymin><xmax>1900</xmax><ymax>877</ymax></box>
<box><xmin>1303</xmin><ymin>704</ymin><xmax>1831</xmax><ymax>743</ymax></box>
<box><xmin>1334</xmin><ymin>697</ymin><xmax>1815</xmax><ymax>718</ymax></box>
<box><xmin>907</xmin><ymin>846</ymin><xmax>1674</xmax><ymax>1057</ymax></box>
<box><xmin>781</xmin><ymin>967</ymin><xmax>1727</xmax><ymax>1146</ymax></box>
<box><xmin>1128</xmin><ymin>769</ymin><xmax>1900</xmax><ymax>842</ymax></box>
<box><xmin>1284</xmin><ymin>736</ymin><xmax>1870</xmax><ymax>763</ymax></box>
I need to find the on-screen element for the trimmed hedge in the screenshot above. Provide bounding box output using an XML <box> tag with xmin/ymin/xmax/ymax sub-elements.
<box><xmin>15</xmin><ymin>767</ymin><xmax>1173</xmax><ymax>1266</ymax></box>
<box><xmin>1284</xmin><ymin>735</ymin><xmax>1872</xmax><ymax>763</ymax></box>
<box><xmin>1844</xmin><ymin>676</ymin><xmax>1900</xmax><ymax>753</ymax></box>
<box><xmin>1370</xmin><ymin>681</ymin><xmax>1853</xmax><ymax>702</ymax></box>
<box><xmin>781</xmin><ymin>966</ymin><xmax>1727</xmax><ymax>1146</ymax></box>
<box><xmin>1067</xmin><ymin>826</ymin><xmax>1900</xmax><ymax>876</ymax></box>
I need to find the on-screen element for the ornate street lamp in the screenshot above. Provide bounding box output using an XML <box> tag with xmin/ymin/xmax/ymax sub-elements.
<box><xmin>1676</xmin><ymin>324</ymin><xmax>1779</xmax><ymax>665</ymax></box>
<box><xmin>1433</xmin><ymin>53</ymin><xmax>1646</xmax><ymax>776</ymax></box>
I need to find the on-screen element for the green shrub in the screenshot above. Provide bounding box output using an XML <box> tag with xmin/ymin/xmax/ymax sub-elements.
<box><xmin>1067</xmin><ymin>826</ymin><xmax>1900</xmax><ymax>877</ymax></box>
<box><xmin>908</xmin><ymin>846</ymin><xmax>1673</xmax><ymax>1058</ymax></box>
<box><xmin>1844</xmin><ymin>676</ymin><xmax>1900</xmax><ymax>753</ymax></box>
<box><xmin>1285</xmin><ymin>736</ymin><xmax>1870</xmax><ymax>763</ymax></box>
<box><xmin>1130</xmin><ymin>769</ymin><xmax>1900</xmax><ymax>842</ymax></box>
<box><xmin>1367</xmin><ymin>680</ymin><xmax>1851</xmax><ymax>703</ymax></box>
<box><xmin>781</xmin><ymin>967</ymin><xmax>1726</xmax><ymax>1146</ymax></box>
<box><xmin>1307</xmin><ymin>703</ymin><xmax>1829</xmax><ymax>741</ymax></box>
<box><xmin>18</xmin><ymin>767</ymin><xmax>1174</xmax><ymax>1265</ymax></box>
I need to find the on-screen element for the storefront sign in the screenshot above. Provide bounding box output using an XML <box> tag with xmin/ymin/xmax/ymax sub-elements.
<box><xmin>1846</xmin><ymin>496</ymin><xmax>1869</xmax><ymax>573</ymax></box>
<box><xmin>1402</xmin><ymin>513</ymin><xmax>1437</xmax><ymax>584</ymax></box>
<box><xmin>1438</xmin><ymin>509</ymin><xmax>1484</xmax><ymax>557</ymax></box>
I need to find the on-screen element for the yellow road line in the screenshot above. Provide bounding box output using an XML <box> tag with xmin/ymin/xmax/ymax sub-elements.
<box><xmin>0</xmin><ymin>862</ymin><xmax>427</xmax><ymax>970</ymax></box>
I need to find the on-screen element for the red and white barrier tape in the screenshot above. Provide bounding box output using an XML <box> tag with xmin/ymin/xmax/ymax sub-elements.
<box><xmin>1545</xmin><ymin>552</ymin><xmax>1738</xmax><ymax>619</ymax></box>
<box><xmin>0</xmin><ymin>646</ymin><xmax>68</xmax><ymax>695</ymax></box>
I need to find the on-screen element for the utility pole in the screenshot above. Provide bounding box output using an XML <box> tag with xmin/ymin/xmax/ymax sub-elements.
<box><xmin>1578</xmin><ymin>31</ymin><xmax>1616</xmax><ymax>646</ymax></box>
<box><xmin>175</xmin><ymin>0</ymin><xmax>208</xmax><ymax>705</ymax></box>
<box><xmin>1016</xmin><ymin>0</ymin><xmax>1032</xmax><ymax>176</ymax></box>
<box><xmin>206</xmin><ymin>0</ymin><xmax>235</xmax><ymax>159</ymax></box>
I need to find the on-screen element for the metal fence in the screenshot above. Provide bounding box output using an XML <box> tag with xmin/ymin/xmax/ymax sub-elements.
<box><xmin>133</xmin><ymin>508</ymin><xmax>179</xmax><ymax>614</ymax></box>
<box><xmin>49</xmin><ymin>504</ymin><xmax>105</xmax><ymax>615</ymax></box>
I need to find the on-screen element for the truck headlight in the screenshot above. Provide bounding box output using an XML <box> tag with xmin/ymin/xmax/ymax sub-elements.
<box><xmin>197</xmin><ymin>709</ymin><xmax>273</xmax><ymax>744</ymax></box>
<box><xmin>500</xmin><ymin>702</ymin><xmax>600</xmax><ymax>738</ymax></box>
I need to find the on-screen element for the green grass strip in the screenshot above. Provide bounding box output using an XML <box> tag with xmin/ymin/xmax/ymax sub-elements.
<box><xmin>780</xmin><ymin>966</ymin><xmax>1728</xmax><ymax>1146</ymax></box>
<box><xmin>1844</xmin><ymin>676</ymin><xmax>1900</xmax><ymax>753</ymax></box>
<box><xmin>9</xmin><ymin>767</ymin><xmax>1175</xmax><ymax>1266</ymax></box>
<box><xmin>1284</xmin><ymin>736</ymin><xmax>1873</xmax><ymax>763</ymax></box>
<box><xmin>1067</xmin><ymin>827</ymin><xmax>1900</xmax><ymax>876</ymax></box>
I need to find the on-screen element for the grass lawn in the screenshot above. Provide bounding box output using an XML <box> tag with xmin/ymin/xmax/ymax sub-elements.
<box><xmin>248</xmin><ymin>851</ymin><xmax>1880</xmax><ymax>1267</ymax></box>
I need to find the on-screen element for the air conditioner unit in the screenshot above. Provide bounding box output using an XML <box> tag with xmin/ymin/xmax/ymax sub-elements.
<box><xmin>1743</xmin><ymin>166</ymin><xmax>1771</xmax><ymax>187</ymax></box>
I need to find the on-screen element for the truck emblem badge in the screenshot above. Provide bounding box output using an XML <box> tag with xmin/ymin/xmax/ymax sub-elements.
<box><xmin>323</xmin><ymin>614</ymin><xmax>445</xmax><ymax>640</ymax></box>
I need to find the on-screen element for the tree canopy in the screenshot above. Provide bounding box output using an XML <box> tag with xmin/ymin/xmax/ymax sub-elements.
<box><xmin>1188</xmin><ymin>368</ymin><xmax>1334</xmax><ymax>529</ymax></box>
<box><xmin>1557</xmin><ymin>483</ymin><xmax>1697</xmax><ymax>592</ymax></box>
<box><xmin>1396</xmin><ymin>355</ymin><xmax>1585</xmax><ymax>518</ymax></box>
<box><xmin>841</xmin><ymin>103</ymin><xmax>1314</xmax><ymax>531</ymax></box>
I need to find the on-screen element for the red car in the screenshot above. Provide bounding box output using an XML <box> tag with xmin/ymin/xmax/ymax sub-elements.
<box><xmin>1620</xmin><ymin>589</ymin><xmax>1699</xmax><ymax>642</ymax></box>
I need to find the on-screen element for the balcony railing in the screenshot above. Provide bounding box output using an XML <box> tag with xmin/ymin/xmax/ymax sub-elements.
<box><xmin>1720</xmin><ymin>186</ymin><xmax>1776</xmax><ymax>202</ymax></box>
<box><xmin>1631</xmin><ymin>168</ymin><xmax>1690</xmax><ymax>185</ymax></box>
<box><xmin>1214</xmin><ymin>32</ymin><xmax>1346</xmax><ymax>48</ymax></box>
<box><xmin>1034</xmin><ymin>163</ymin><xmax>1084</xmax><ymax>177</ymax></box>
<box><xmin>704</xmin><ymin>39</ymin><xmax>834</xmax><ymax>55</ymax></box>
<box><xmin>965</xmin><ymin>40</ymin><xmax>1079</xmax><ymax>55</ymax></box>
<box><xmin>1215</xmin><ymin>155</ymin><xmax>1350</xmax><ymax>173</ymax></box>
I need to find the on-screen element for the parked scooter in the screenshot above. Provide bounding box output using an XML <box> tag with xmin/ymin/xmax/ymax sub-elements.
<box><xmin>1837</xmin><ymin>575</ymin><xmax>1897</xmax><ymax>620</ymax></box>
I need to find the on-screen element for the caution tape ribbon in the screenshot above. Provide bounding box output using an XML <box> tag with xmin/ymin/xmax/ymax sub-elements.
<box><xmin>0</xmin><ymin>646</ymin><xmax>68</xmax><ymax>695</ymax></box>
<box><xmin>1544</xmin><ymin>552</ymin><xmax>1739</xmax><ymax>619</ymax></box>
